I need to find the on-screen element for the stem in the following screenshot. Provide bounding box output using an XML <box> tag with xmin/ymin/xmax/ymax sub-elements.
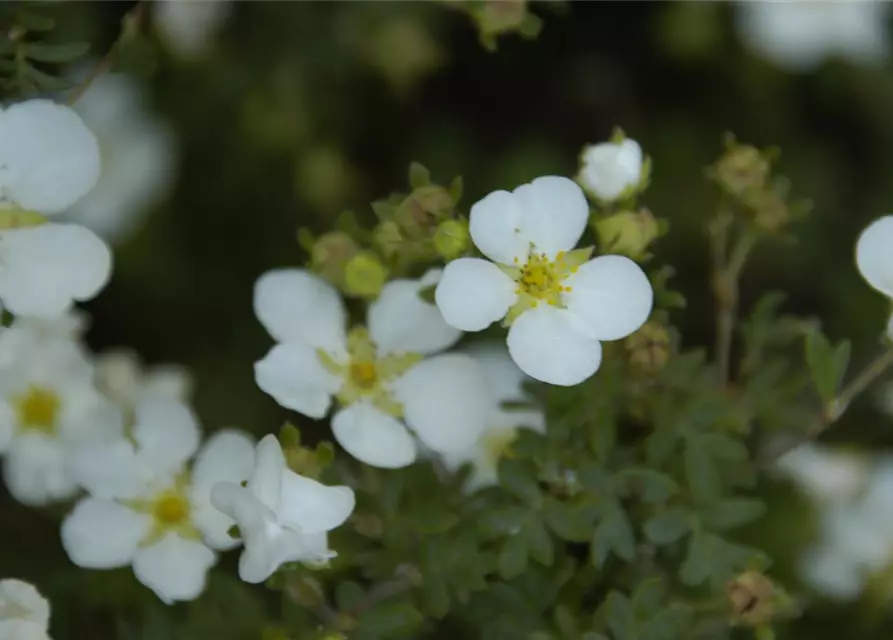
<box><xmin>758</xmin><ymin>344</ymin><xmax>893</xmax><ymax>467</ymax></box>
<box><xmin>713</xmin><ymin>229</ymin><xmax>757</xmax><ymax>386</ymax></box>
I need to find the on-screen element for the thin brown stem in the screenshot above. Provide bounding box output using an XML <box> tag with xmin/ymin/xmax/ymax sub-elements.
<box><xmin>713</xmin><ymin>229</ymin><xmax>757</xmax><ymax>386</ymax></box>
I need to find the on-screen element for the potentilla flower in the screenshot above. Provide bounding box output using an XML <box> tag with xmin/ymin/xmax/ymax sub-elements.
<box><xmin>0</xmin><ymin>579</ymin><xmax>52</xmax><ymax>640</ymax></box>
<box><xmin>153</xmin><ymin>0</ymin><xmax>232</xmax><ymax>58</ymax></box>
<box><xmin>736</xmin><ymin>0</ymin><xmax>889</xmax><ymax>71</ymax></box>
<box><xmin>253</xmin><ymin>268</ymin><xmax>490</xmax><ymax>468</ymax></box>
<box><xmin>0</xmin><ymin>310</ymin><xmax>89</xmax><ymax>369</ymax></box>
<box><xmin>0</xmin><ymin>340</ymin><xmax>120</xmax><ymax>506</ymax></box>
<box><xmin>855</xmin><ymin>215</ymin><xmax>893</xmax><ymax>339</ymax></box>
<box><xmin>435</xmin><ymin>176</ymin><xmax>654</xmax><ymax>386</ymax></box>
<box><xmin>62</xmin><ymin>400</ymin><xmax>255</xmax><ymax>603</ymax></box>
<box><xmin>0</xmin><ymin>99</ymin><xmax>111</xmax><ymax>318</ymax></box>
<box><xmin>211</xmin><ymin>435</ymin><xmax>355</xmax><ymax>584</ymax></box>
<box><xmin>577</xmin><ymin>138</ymin><xmax>644</xmax><ymax>202</ymax></box>
<box><xmin>439</xmin><ymin>344</ymin><xmax>545</xmax><ymax>492</ymax></box>
<box><xmin>93</xmin><ymin>348</ymin><xmax>192</xmax><ymax>409</ymax></box>
<box><xmin>63</xmin><ymin>73</ymin><xmax>176</xmax><ymax>244</ymax></box>
<box><xmin>774</xmin><ymin>443</ymin><xmax>866</xmax><ymax>504</ymax></box>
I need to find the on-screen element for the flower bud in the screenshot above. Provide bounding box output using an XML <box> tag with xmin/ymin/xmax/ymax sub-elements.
<box><xmin>625</xmin><ymin>321</ymin><xmax>671</xmax><ymax>376</ymax></box>
<box><xmin>594</xmin><ymin>209</ymin><xmax>660</xmax><ymax>261</ymax></box>
<box><xmin>745</xmin><ymin>188</ymin><xmax>790</xmax><ymax>234</ymax></box>
<box><xmin>726</xmin><ymin>570</ymin><xmax>777</xmax><ymax>627</ymax></box>
<box><xmin>433</xmin><ymin>218</ymin><xmax>470</xmax><ymax>260</ymax></box>
<box><xmin>474</xmin><ymin>0</ymin><xmax>529</xmax><ymax>38</ymax></box>
<box><xmin>395</xmin><ymin>185</ymin><xmax>454</xmax><ymax>238</ymax></box>
<box><xmin>713</xmin><ymin>144</ymin><xmax>770</xmax><ymax>198</ymax></box>
<box><xmin>343</xmin><ymin>251</ymin><xmax>388</xmax><ymax>298</ymax></box>
<box><xmin>578</xmin><ymin>137</ymin><xmax>645</xmax><ymax>202</ymax></box>
<box><xmin>285</xmin><ymin>576</ymin><xmax>325</xmax><ymax>609</ymax></box>
<box><xmin>310</xmin><ymin>232</ymin><xmax>359</xmax><ymax>288</ymax></box>
<box><xmin>373</xmin><ymin>220</ymin><xmax>404</xmax><ymax>259</ymax></box>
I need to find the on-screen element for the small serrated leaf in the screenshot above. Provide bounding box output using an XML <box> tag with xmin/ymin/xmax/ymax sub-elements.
<box><xmin>591</xmin><ymin>502</ymin><xmax>635</xmax><ymax>567</ymax></box>
<box><xmin>408</xmin><ymin>162</ymin><xmax>430</xmax><ymax>189</ymax></box>
<box><xmin>497</xmin><ymin>533</ymin><xmax>528</xmax><ymax>579</ymax></box>
<box><xmin>701</xmin><ymin>498</ymin><xmax>766</xmax><ymax>530</ymax></box>
<box><xmin>498</xmin><ymin>458</ymin><xmax>541</xmax><ymax>504</ymax></box>
<box><xmin>23</xmin><ymin>41</ymin><xmax>90</xmax><ymax>63</ymax></box>
<box><xmin>643</xmin><ymin>508</ymin><xmax>690</xmax><ymax>545</ymax></box>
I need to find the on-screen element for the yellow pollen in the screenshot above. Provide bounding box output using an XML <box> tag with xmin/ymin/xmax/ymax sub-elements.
<box><xmin>152</xmin><ymin>490</ymin><xmax>190</xmax><ymax>526</ymax></box>
<box><xmin>14</xmin><ymin>386</ymin><xmax>60</xmax><ymax>434</ymax></box>
<box><xmin>517</xmin><ymin>251</ymin><xmax>566</xmax><ymax>301</ymax></box>
<box><xmin>350</xmin><ymin>361</ymin><xmax>378</xmax><ymax>389</ymax></box>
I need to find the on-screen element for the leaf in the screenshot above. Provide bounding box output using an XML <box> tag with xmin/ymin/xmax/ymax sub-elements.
<box><xmin>643</xmin><ymin>508</ymin><xmax>690</xmax><ymax>545</ymax></box>
<box><xmin>640</xmin><ymin>604</ymin><xmax>694</xmax><ymax>640</ymax></box>
<box><xmin>684</xmin><ymin>435</ymin><xmax>721</xmax><ymax>503</ymax></box>
<box><xmin>554</xmin><ymin>605</ymin><xmax>579</xmax><ymax>638</ymax></box>
<box><xmin>23</xmin><ymin>41</ymin><xmax>90</xmax><ymax>63</ymax></box>
<box><xmin>804</xmin><ymin>329</ymin><xmax>850</xmax><ymax>402</ymax></box>
<box><xmin>421</xmin><ymin>574</ymin><xmax>450</xmax><ymax>619</ymax></box>
<box><xmin>524</xmin><ymin>517</ymin><xmax>554</xmax><ymax>566</ymax></box>
<box><xmin>15</xmin><ymin>10</ymin><xmax>56</xmax><ymax>31</ymax></box>
<box><xmin>603</xmin><ymin>591</ymin><xmax>635</xmax><ymax>640</ymax></box>
<box><xmin>542</xmin><ymin>497</ymin><xmax>593</xmax><ymax>542</ymax></box>
<box><xmin>498</xmin><ymin>533</ymin><xmax>528</xmax><ymax>579</ymax></box>
<box><xmin>334</xmin><ymin>581</ymin><xmax>365</xmax><ymax>611</ymax></box>
<box><xmin>701</xmin><ymin>498</ymin><xmax>766</xmax><ymax>530</ymax></box>
<box><xmin>679</xmin><ymin>531</ymin><xmax>711</xmax><ymax>587</ymax></box>
<box><xmin>358</xmin><ymin>601</ymin><xmax>424</xmax><ymax>636</ymax></box>
<box><xmin>449</xmin><ymin>176</ymin><xmax>464</xmax><ymax>203</ymax></box>
<box><xmin>408</xmin><ymin>162</ymin><xmax>431</xmax><ymax>189</ymax></box>
<box><xmin>614</xmin><ymin>468</ymin><xmax>678</xmax><ymax>503</ymax></box>
<box><xmin>591</xmin><ymin>501</ymin><xmax>635</xmax><ymax>567</ymax></box>
<box><xmin>632</xmin><ymin>577</ymin><xmax>666</xmax><ymax>617</ymax></box>
<box><xmin>498</xmin><ymin>458</ymin><xmax>541</xmax><ymax>504</ymax></box>
<box><xmin>479</xmin><ymin>506</ymin><xmax>527</xmax><ymax>538</ymax></box>
<box><xmin>680</xmin><ymin>531</ymin><xmax>757</xmax><ymax>588</ymax></box>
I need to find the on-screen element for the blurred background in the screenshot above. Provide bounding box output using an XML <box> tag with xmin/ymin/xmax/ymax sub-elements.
<box><xmin>5</xmin><ymin>1</ymin><xmax>893</xmax><ymax>638</ymax></box>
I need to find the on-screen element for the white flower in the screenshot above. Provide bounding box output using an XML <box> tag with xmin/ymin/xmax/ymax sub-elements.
<box><xmin>93</xmin><ymin>349</ymin><xmax>192</xmax><ymax>409</ymax></box>
<box><xmin>774</xmin><ymin>442</ymin><xmax>867</xmax><ymax>504</ymax></box>
<box><xmin>0</xmin><ymin>310</ymin><xmax>89</xmax><ymax>369</ymax></box>
<box><xmin>0</xmin><ymin>340</ymin><xmax>120</xmax><ymax>506</ymax></box>
<box><xmin>435</xmin><ymin>176</ymin><xmax>653</xmax><ymax>386</ymax></box>
<box><xmin>63</xmin><ymin>73</ymin><xmax>176</xmax><ymax>244</ymax></box>
<box><xmin>154</xmin><ymin>0</ymin><xmax>232</xmax><ymax>58</ymax></box>
<box><xmin>0</xmin><ymin>99</ymin><xmax>111</xmax><ymax>318</ymax></box>
<box><xmin>253</xmin><ymin>268</ymin><xmax>490</xmax><ymax>468</ymax></box>
<box><xmin>0</xmin><ymin>579</ymin><xmax>52</xmax><ymax>640</ymax></box>
<box><xmin>210</xmin><ymin>435</ymin><xmax>355</xmax><ymax>584</ymax></box>
<box><xmin>577</xmin><ymin>139</ymin><xmax>644</xmax><ymax>202</ymax></box>
<box><xmin>62</xmin><ymin>400</ymin><xmax>255</xmax><ymax>603</ymax></box>
<box><xmin>736</xmin><ymin>0</ymin><xmax>890</xmax><ymax>71</ymax></box>
<box><xmin>855</xmin><ymin>215</ymin><xmax>893</xmax><ymax>339</ymax></box>
<box><xmin>439</xmin><ymin>344</ymin><xmax>545</xmax><ymax>492</ymax></box>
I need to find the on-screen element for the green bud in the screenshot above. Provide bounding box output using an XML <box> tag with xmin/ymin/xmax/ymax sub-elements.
<box><xmin>351</xmin><ymin>512</ymin><xmax>384</xmax><ymax>538</ymax></box>
<box><xmin>395</xmin><ymin>185</ymin><xmax>454</xmax><ymax>237</ymax></box>
<box><xmin>343</xmin><ymin>251</ymin><xmax>389</xmax><ymax>298</ymax></box>
<box><xmin>279</xmin><ymin>422</ymin><xmax>302</xmax><ymax>449</ymax></box>
<box><xmin>373</xmin><ymin>220</ymin><xmax>403</xmax><ymax>259</ymax></box>
<box><xmin>433</xmin><ymin>218</ymin><xmax>470</xmax><ymax>260</ymax></box>
<box><xmin>745</xmin><ymin>188</ymin><xmax>790</xmax><ymax>234</ymax></box>
<box><xmin>285</xmin><ymin>576</ymin><xmax>325</xmax><ymax>608</ymax></box>
<box><xmin>474</xmin><ymin>0</ymin><xmax>529</xmax><ymax>38</ymax></box>
<box><xmin>726</xmin><ymin>570</ymin><xmax>778</xmax><ymax>627</ymax></box>
<box><xmin>712</xmin><ymin>143</ymin><xmax>770</xmax><ymax>198</ymax></box>
<box><xmin>310</xmin><ymin>231</ymin><xmax>359</xmax><ymax>287</ymax></box>
<box><xmin>625</xmin><ymin>321</ymin><xmax>671</xmax><ymax>376</ymax></box>
<box><xmin>594</xmin><ymin>209</ymin><xmax>661</xmax><ymax>260</ymax></box>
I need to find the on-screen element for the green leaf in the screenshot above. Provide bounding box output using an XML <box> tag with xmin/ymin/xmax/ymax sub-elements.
<box><xmin>334</xmin><ymin>581</ymin><xmax>365</xmax><ymax>611</ymax></box>
<box><xmin>603</xmin><ymin>591</ymin><xmax>635</xmax><ymax>640</ymax></box>
<box><xmin>498</xmin><ymin>458</ymin><xmax>541</xmax><ymax>504</ymax></box>
<box><xmin>498</xmin><ymin>533</ymin><xmax>529</xmax><ymax>579</ymax></box>
<box><xmin>542</xmin><ymin>497</ymin><xmax>593</xmax><ymax>542</ymax></box>
<box><xmin>684</xmin><ymin>435</ymin><xmax>721</xmax><ymax>502</ymax></box>
<box><xmin>357</xmin><ymin>602</ymin><xmax>423</xmax><ymax>636</ymax></box>
<box><xmin>591</xmin><ymin>502</ymin><xmax>635</xmax><ymax>567</ymax></box>
<box><xmin>643</xmin><ymin>508</ymin><xmax>690</xmax><ymax>545</ymax></box>
<box><xmin>640</xmin><ymin>604</ymin><xmax>694</xmax><ymax>640</ymax></box>
<box><xmin>680</xmin><ymin>531</ymin><xmax>756</xmax><ymax>587</ymax></box>
<box><xmin>804</xmin><ymin>329</ymin><xmax>850</xmax><ymax>402</ymax></box>
<box><xmin>679</xmin><ymin>531</ymin><xmax>711</xmax><ymax>586</ymax></box>
<box><xmin>554</xmin><ymin>605</ymin><xmax>579</xmax><ymax>638</ymax></box>
<box><xmin>701</xmin><ymin>498</ymin><xmax>766</xmax><ymax>530</ymax></box>
<box><xmin>524</xmin><ymin>516</ymin><xmax>554</xmax><ymax>566</ymax></box>
<box><xmin>615</xmin><ymin>468</ymin><xmax>678</xmax><ymax>503</ymax></box>
<box><xmin>449</xmin><ymin>176</ymin><xmax>464</xmax><ymax>203</ymax></box>
<box><xmin>417</xmin><ymin>283</ymin><xmax>436</xmax><ymax>304</ymax></box>
<box><xmin>23</xmin><ymin>41</ymin><xmax>90</xmax><ymax>63</ymax></box>
<box><xmin>408</xmin><ymin>162</ymin><xmax>430</xmax><ymax>189</ymax></box>
<box><xmin>16</xmin><ymin>10</ymin><xmax>56</xmax><ymax>31</ymax></box>
<box><xmin>479</xmin><ymin>506</ymin><xmax>527</xmax><ymax>538</ymax></box>
<box><xmin>421</xmin><ymin>574</ymin><xmax>450</xmax><ymax>619</ymax></box>
<box><xmin>632</xmin><ymin>577</ymin><xmax>666</xmax><ymax>617</ymax></box>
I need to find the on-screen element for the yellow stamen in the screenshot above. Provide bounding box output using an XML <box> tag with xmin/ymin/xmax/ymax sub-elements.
<box><xmin>14</xmin><ymin>386</ymin><xmax>60</xmax><ymax>434</ymax></box>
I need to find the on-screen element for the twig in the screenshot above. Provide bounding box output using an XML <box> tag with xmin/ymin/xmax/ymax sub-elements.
<box><xmin>713</xmin><ymin>226</ymin><xmax>757</xmax><ymax>386</ymax></box>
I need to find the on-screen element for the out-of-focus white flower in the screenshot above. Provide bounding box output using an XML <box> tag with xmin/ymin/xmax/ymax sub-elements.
<box><xmin>62</xmin><ymin>402</ymin><xmax>254</xmax><ymax>603</ymax></box>
<box><xmin>254</xmin><ymin>268</ymin><xmax>490</xmax><ymax>469</ymax></box>
<box><xmin>0</xmin><ymin>579</ymin><xmax>52</xmax><ymax>640</ymax></box>
<box><xmin>435</xmin><ymin>176</ymin><xmax>653</xmax><ymax>386</ymax></box>
<box><xmin>93</xmin><ymin>349</ymin><xmax>192</xmax><ymax>409</ymax></box>
<box><xmin>736</xmin><ymin>0</ymin><xmax>890</xmax><ymax>71</ymax></box>
<box><xmin>0</xmin><ymin>99</ymin><xmax>111</xmax><ymax>318</ymax></box>
<box><xmin>439</xmin><ymin>344</ymin><xmax>545</xmax><ymax>491</ymax></box>
<box><xmin>577</xmin><ymin>138</ymin><xmax>644</xmax><ymax>202</ymax></box>
<box><xmin>0</xmin><ymin>340</ymin><xmax>119</xmax><ymax>506</ymax></box>
<box><xmin>774</xmin><ymin>442</ymin><xmax>867</xmax><ymax>504</ymax></box>
<box><xmin>856</xmin><ymin>215</ymin><xmax>893</xmax><ymax>340</ymax></box>
<box><xmin>63</xmin><ymin>73</ymin><xmax>176</xmax><ymax>244</ymax></box>
<box><xmin>154</xmin><ymin>0</ymin><xmax>232</xmax><ymax>59</ymax></box>
<box><xmin>211</xmin><ymin>435</ymin><xmax>355</xmax><ymax>584</ymax></box>
<box><xmin>0</xmin><ymin>310</ymin><xmax>89</xmax><ymax>369</ymax></box>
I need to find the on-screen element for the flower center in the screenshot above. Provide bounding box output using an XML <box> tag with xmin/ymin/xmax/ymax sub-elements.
<box><xmin>14</xmin><ymin>386</ymin><xmax>61</xmax><ymax>434</ymax></box>
<box><xmin>0</xmin><ymin>207</ymin><xmax>47</xmax><ymax>230</ymax></box>
<box><xmin>152</xmin><ymin>490</ymin><xmax>191</xmax><ymax>526</ymax></box>
<box><xmin>316</xmin><ymin>326</ymin><xmax>421</xmax><ymax>417</ymax></box>
<box><xmin>122</xmin><ymin>474</ymin><xmax>202</xmax><ymax>545</ymax></box>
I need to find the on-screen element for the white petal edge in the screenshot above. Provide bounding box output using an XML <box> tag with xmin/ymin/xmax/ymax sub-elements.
<box><xmin>3</xmin><ymin>434</ymin><xmax>78</xmax><ymax>506</ymax></box>
<box><xmin>248</xmin><ymin>435</ymin><xmax>285</xmax><ymax>510</ymax></box>
<box><xmin>278</xmin><ymin>471</ymin><xmax>355</xmax><ymax>533</ymax></box>
<box><xmin>856</xmin><ymin>215</ymin><xmax>893</xmax><ymax>299</ymax></box>
<box><xmin>513</xmin><ymin>176</ymin><xmax>589</xmax><ymax>257</ymax></box>
<box><xmin>331</xmin><ymin>403</ymin><xmax>417</xmax><ymax>468</ymax></box>
<box><xmin>468</xmin><ymin>189</ymin><xmax>528</xmax><ymax>264</ymax></box>
<box><xmin>507</xmin><ymin>306</ymin><xmax>603</xmax><ymax>386</ymax></box>
<box><xmin>131</xmin><ymin>399</ymin><xmax>200</xmax><ymax>478</ymax></box>
<box><xmin>0</xmin><ymin>579</ymin><xmax>50</xmax><ymax>626</ymax></box>
<box><xmin>254</xmin><ymin>343</ymin><xmax>340</xmax><ymax>419</ymax></box>
<box><xmin>61</xmin><ymin>497</ymin><xmax>150</xmax><ymax>568</ymax></box>
<box><xmin>132</xmin><ymin>534</ymin><xmax>216</xmax><ymax>603</ymax></box>
<box><xmin>67</xmin><ymin>439</ymin><xmax>147</xmax><ymax>500</ymax></box>
<box><xmin>434</xmin><ymin>258</ymin><xmax>516</xmax><ymax>332</ymax></box>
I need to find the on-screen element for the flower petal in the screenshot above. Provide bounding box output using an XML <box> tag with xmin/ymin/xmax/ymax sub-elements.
<box><xmin>132</xmin><ymin>399</ymin><xmax>200</xmax><ymax>478</ymax></box>
<box><xmin>133</xmin><ymin>534</ymin><xmax>216</xmax><ymax>603</ymax></box>
<box><xmin>61</xmin><ymin>497</ymin><xmax>150</xmax><ymax>568</ymax></box>
<box><xmin>507</xmin><ymin>306</ymin><xmax>603</xmax><ymax>386</ymax></box>
<box><xmin>0</xmin><ymin>579</ymin><xmax>50</xmax><ymax>626</ymax></box>
<box><xmin>435</xmin><ymin>258</ymin><xmax>516</xmax><ymax>332</ymax></box>
<box><xmin>247</xmin><ymin>435</ymin><xmax>285</xmax><ymax>510</ymax></box>
<box><xmin>0</xmin><ymin>99</ymin><xmax>100</xmax><ymax>214</ymax></box>
<box><xmin>0</xmin><ymin>620</ymin><xmax>50</xmax><ymax>640</ymax></box>
<box><xmin>254</xmin><ymin>268</ymin><xmax>347</xmax><ymax>352</ymax></box>
<box><xmin>0</xmin><ymin>224</ymin><xmax>112</xmax><ymax>318</ymax></box>
<box><xmin>277</xmin><ymin>471</ymin><xmax>355</xmax><ymax>534</ymax></box>
<box><xmin>856</xmin><ymin>215</ymin><xmax>893</xmax><ymax>298</ymax></box>
<box><xmin>513</xmin><ymin>176</ymin><xmax>589</xmax><ymax>257</ymax></box>
<box><xmin>67</xmin><ymin>439</ymin><xmax>148</xmax><ymax>500</ymax></box>
<box><xmin>397</xmin><ymin>353</ymin><xmax>489</xmax><ymax>454</ymax></box>
<box><xmin>579</xmin><ymin>140</ymin><xmax>643</xmax><ymax>201</ymax></box>
<box><xmin>331</xmin><ymin>404</ymin><xmax>416</xmax><ymax>468</ymax></box>
<box><xmin>564</xmin><ymin>255</ymin><xmax>653</xmax><ymax>341</ymax></box>
<box><xmin>469</xmin><ymin>188</ymin><xmax>528</xmax><ymax>264</ymax></box>
<box><xmin>3</xmin><ymin>434</ymin><xmax>78</xmax><ymax>506</ymax></box>
<box><xmin>368</xmin><ymin>269</ymin><xmax>462</xmax><ymax>356</ymax></box>
<box><xmin>254</xmin><ymin>343</ymin><xmax>340</xmax><ymax>419</ymax></box>
<box><xmin>462</xmin><ymin>342</ymin><xmax>531</xmax><ymax>404</ymax></box>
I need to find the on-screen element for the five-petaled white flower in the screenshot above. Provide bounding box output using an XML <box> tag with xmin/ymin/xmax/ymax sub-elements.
<box><xmin>0</xmin><ymin>337</ymin><xmax>119</xmax><ymax>506</ymax></box>
<box><xmin>577</xmin><ymin>138</ymin><xmax>644</xmax><ymax>202</ymax></box>
<box><xmin>61</xmin><ymin>400</ymin><xmax>255</xmax><ymax>603</ymax></box>
<box><xmin>736</xmin><ymin>0</ymin><xmax>890</xmax><ymax>71</ymax></box>
<box><xmin>211</xmin><ymin>435</ymin><xmax>355</xmax><ymax>584</ymax></box>
<box><xmin>435</xmin><ymin>176</ymin><xmax>654</xmax><ymax>386</ymax></box>
<box><xmin>855</xmin><ymin>215</ymin><xmax>893</xmax><ymax>339</ymax></box>
<box><xmin>63</xmin><ymin>73</ymin><xmax>176</xmax><ymax>244</ymax></box>
<box><xmin>439</xmin><ymin>344</ymin><xmax>545</xmax><ymax>492</ymax></box>
<box><xmin>253</xmin><ymin>268</ymin><xmax>490</xmax><ymax>468</ymax></box>
<box><xmin>93</xmin><ymin>348</ymin><xmax>192</xmax><ymax>409</ymax></box>
<box><xmin>0</xmin><ymin>579</ymin><xmax>52</xmax><ymax>640</ymax></box>
<box><xmin>0</xmin><ymin>99</ymin><xmax>111</xmax><ymax>318</ymax></box>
